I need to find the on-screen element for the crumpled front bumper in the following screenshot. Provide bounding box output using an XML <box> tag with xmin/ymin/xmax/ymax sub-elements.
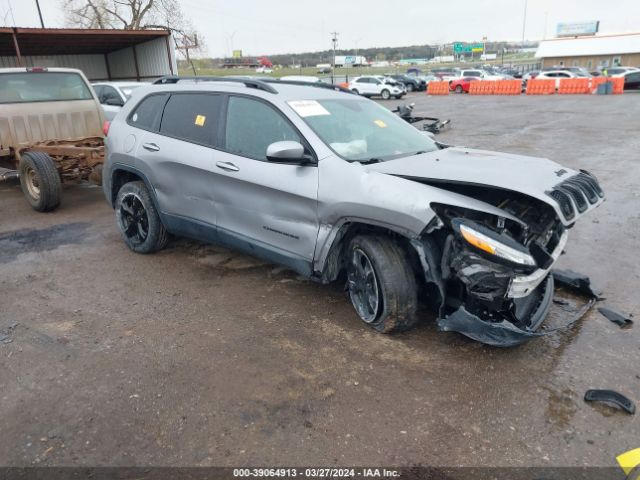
<box><xmin>438</xmin><ymin>276</ymin><xmax>555</xmax><ymax>347</ymax></box>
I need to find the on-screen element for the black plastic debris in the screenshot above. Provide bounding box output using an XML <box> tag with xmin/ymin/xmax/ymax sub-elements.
<box><xmin>552</xmin><ymin>269</ymin><xmax>603</xmax><ymax>299</ymax></box>
<box><xmin>598</xmin><ymin>306</ymin><xmax>633</xmax><ymax>328</ymax></box>
<box><xmin>584</xmin><ymin>389</ymin><xmax>636</xmax><ymax>414</ymax></box>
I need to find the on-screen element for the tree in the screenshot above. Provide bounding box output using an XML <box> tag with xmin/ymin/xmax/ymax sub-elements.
<box><xmin>62</xmin><ymin>0</ymin><xmax>205</xmax><ymax>62</ymax></box>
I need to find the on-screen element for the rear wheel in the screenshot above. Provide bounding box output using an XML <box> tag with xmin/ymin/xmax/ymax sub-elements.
<box><xmin>115</xmin><ymin>181</ymin><xmax>168</xmax><ymax>254</ymax></box>
<box><xmin>346</xmin><ymin>235</ymin><xmax>419</xmax><ymax>333</ymax></box>
<box><xmin>19</xmin><ymin>151</ymin><xmax>62</xmax><ymax>212</ymax></box>
<box><xmin>406</xmin><ymin>83</ymin><xmax>415</xmax><ymax>92</ymax></box>
<box><xmin>455</xmin><ymin>85</ymin><xmax>463</xmax><ymax>93</ymax></box>
<box><xmin>381</xmin><ymin>89</ymin><xmax>391</xmax><ymax>100</ymax></box>
<box><xmin>352</xmin><ymin>89</ymin><xmax>360</xmax><ymax>95</ymax></box>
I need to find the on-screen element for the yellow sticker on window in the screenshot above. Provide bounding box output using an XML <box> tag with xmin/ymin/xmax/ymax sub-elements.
<box><xmin>195</xmin><ymin>115</ymin><xmax>206</xmax><ymax>126</ymax></box>
<box><xmin>374</xmin><ymin>120</ymin><xmax>387</xmax><ymax>128</ymax></box>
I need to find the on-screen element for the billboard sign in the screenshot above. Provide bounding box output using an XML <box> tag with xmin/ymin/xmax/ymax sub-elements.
<box><xmin>556</xmin><ymin>21</ymin><xmax>599</xmax><ymax>37</ymax></box>
<box><xmin>232</xmin><ymin>49</ymin><xmax>242</xmax><ymax>58</ymax></box>
<box><xmin>453</xmin><ymin>42</ymin><xmax>484</xmax><ymax>54</ymax></box>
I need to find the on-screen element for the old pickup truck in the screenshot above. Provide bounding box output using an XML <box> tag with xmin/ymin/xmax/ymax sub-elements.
<box><xmin>0</xmin><ymin>67</ymin><xmax>105</xmax><ymax>211</ymax></box>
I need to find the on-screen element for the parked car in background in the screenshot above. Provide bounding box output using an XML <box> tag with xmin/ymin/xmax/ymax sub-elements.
<box><xmin>372</xmin><ymin>75</ymin><xmax>407</xmax><ymax>93</ymax></box>
<box><xmin>450</xmin><ymin>77</ymin><xmax>476</xmax><ymax>93</ymax></box>
<box><xmin>385</xmin><ymin>74</ymin><xmax>425</xmax><ymax>92</ymax></box>
<box><xmin>522</xmin><ymin>70</ymin><xmax>539</xmax><ymax>81</ymax></box>
<box><xmin>256</xmin><ymin>66</ymin><xmax>273</xmax><ymax>74</ymax></box>
<box><xmin>536</xmin><ymin>70</ymin><xmax>578</xmax><ymax>89</ymax></box>
<box><xmin>608</xmin><ymin>66</ymin><xmax>640</xmax><ymax>77</ymax></box>
<box><xmin>92</xmin><ymin>81</ymin><xmax>148</xmax><ymax>120</ymax></box>
<box><xmin>102</xmin><ymin>76</ymin><xmax>604</xmax><ymax>346</ymax></box>
<box><xmin>317</xmin><ymin>66</ymin><xmax>332</xmax><ymax>74</ymax></box>
<box><xmin>280</xmin><ymin>75</ymin><xmax>322</xmax><ymax>83</ymax></box>
<box><xmin>349</xmin><ymin>76</ymin><xmax>405</xmax><ymax>99</ymax></box>
<box><xmin>499</xmin><ymin>68</ymin><xmax>522</xmax><ymax>79</ymax></box>
<box><xmin>452</xmin><ymin>69</ymin><xmax>484</xmax><ymax>80</ymax></box>
<box><xmin>622</xmin><ymin>70</ymin><xmax>640</xmax><ymax>90</ymax></box>
<box><xmin>542</xmin><ymin>66</ymin><xmax>590</xmax><ymax>77</ymax></box>
<box><xmin>430</xmin><ymin>68</ymin><xmax>458</xmax><ymax>81</ymax></box>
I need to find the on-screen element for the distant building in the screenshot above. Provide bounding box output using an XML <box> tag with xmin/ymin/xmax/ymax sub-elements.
<box><xmin>536</xmin><ymin>32</ymin><xmax>640</xmax><ymax>70</ymax></box>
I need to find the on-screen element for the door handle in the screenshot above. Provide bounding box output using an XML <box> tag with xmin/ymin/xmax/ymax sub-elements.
<box><xmin>142</xmin><ymin>142</ymin><xmax>160</xmax><ymax>152</ymax></box>
<box><xmin>216</xmin><ymin>161</ymin><xmax>240</xmax><ymax>172</ymax></box>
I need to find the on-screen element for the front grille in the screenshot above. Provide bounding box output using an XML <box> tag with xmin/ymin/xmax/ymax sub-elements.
<box><xmin>547</xmin><ymin>171</ymin><xmax>604</xmax><ymax>222</ymax></box>
<box><xmin>558</xmin><ymin>184</ymin><xmax>588</xmax><ymax>212</ymax></box>
<box><xmin>578</xmin><ymin>171</ymin><xmax>604</xmax><ymax>198</ymax></box>
<box><xmin>566</xmin><ymin>176</ymin><xmax>598</xmax><ymax>204</ymax></box>
<box><xmin>547</xmin><ymin>189</ymin><xmax>575</xmax><ymax>221</ymax></box>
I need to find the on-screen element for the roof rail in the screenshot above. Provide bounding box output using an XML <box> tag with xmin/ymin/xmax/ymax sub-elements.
<box><xmin>264</xmin><ymin>79</ymin><xmax>355</xmax><ymax>94</ymax></box>
<box><xmin>153</xmin><ymin>75</ymin><xmax>278</xmax><ymax>94</ymax></box>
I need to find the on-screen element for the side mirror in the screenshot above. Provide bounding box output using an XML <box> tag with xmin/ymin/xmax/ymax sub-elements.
<box><xmin>266</xmin><ymin>141</ymin><xmax>310</xmax><ymax>164</ymax></box>
<box><xmin>105</xmin><ymin>97</ymin><xmax>124</xmax><ymax>107</ymax></box>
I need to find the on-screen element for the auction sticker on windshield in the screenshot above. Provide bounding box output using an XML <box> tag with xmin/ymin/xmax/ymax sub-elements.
<box><xmin>288</xmin><ymin>100</ymin><xmax>330</xmax><ymax>117</ymax></box>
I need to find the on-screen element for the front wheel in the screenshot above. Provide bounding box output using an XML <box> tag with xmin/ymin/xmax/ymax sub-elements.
<box><xmin>351</xmin><ymin>89</ymin><xmax>360</xmax><ymax>95</ymax></box>
<box><xmin>19</xmin><ymin>151</ymin><xmax>62</xmax><ymax>212</ymax></box>
<box><xmin>381</xmin><ymin>89</ymin><xmax>391</xmax><ymax>100</ymax></box>
<box><xmin>346</xmin><ymin>235</ymin><xmax>419</xmax><ymax>333</ymax></box>
<box><xmin>455</xmin><ymin>85</ymin><xmax>463</xmax><ymax>93</ymax></box>
<box><xmin>406</xmin><ymin>83</ymin><xmax>414</xmax><ymax>92</ymax></box>
<box><xmin>115</xmin><ymin>181</ymin><xmax>169</xmax><ymax>254</ymax></box>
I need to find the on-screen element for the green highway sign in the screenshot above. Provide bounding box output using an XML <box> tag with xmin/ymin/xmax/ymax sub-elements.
<box><xmin>453</xmin><ymin>42</ymin><xmax>484</xmax><ymax>54</ymax></box>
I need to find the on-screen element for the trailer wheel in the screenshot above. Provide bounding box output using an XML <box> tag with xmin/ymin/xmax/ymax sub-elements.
<box><xmin>19</xmin><ymin>151</ymin><xmax>62</xmax><ymax>212</ymax></box>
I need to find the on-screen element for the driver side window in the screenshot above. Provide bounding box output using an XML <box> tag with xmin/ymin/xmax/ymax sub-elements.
<box><xmin>224</xmin><ymin>96</ymin><xmax>302</xmax><ymax>161</ymax></box>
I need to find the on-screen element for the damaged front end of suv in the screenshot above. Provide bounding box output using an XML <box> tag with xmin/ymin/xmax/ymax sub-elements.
<box><xmin>407</xmin><ymin>170</ymin><xmax>604</xmax><ymax>346</ymax></box>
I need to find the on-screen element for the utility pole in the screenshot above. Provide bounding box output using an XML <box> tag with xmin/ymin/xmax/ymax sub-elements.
<box><xmin>176</xmin><ymin>34</ymin><xmax>199</xmax><ymax>75</ymax></box>
<box><xmin>521</xmin><ymin>0</ymin><xmax>528</xmax><ymax>49</ymax></box>
<box><xmin>331</xmin><ymin>31</ymin><xmax>339</xmax><ymax>83</ymax></box>
<box><xmin>34</xmin><ymin>0</ymin><xmax>44</xmax><ymax>28</ymax></box>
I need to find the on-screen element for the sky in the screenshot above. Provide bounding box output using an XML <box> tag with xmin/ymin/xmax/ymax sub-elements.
<box><xmin>2</xmin><ymin>0</ymin><xmax>640</xmax><ymax>57</ymax></box>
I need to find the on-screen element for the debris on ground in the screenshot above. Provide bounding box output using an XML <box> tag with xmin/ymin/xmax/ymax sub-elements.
<box><xmin>598</xmin><ymin>306</ymin><xmax>633</xmax><ymax>328</ymax></box>
<box><xmin>0</xmin><ymin>321</ymin><xmax>18</xmax><ymax>344</ymax></box>
<box><xmin>584</xmin><ymin>389</ymin><xmax>636</xmax><ymax>415</ymax></box>
<box><xmin>552</xmin><ymin>269</ymin><xmax>603</xmax><ymax>299</ymax></box>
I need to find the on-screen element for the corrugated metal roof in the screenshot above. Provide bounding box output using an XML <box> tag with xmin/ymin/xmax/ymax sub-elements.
<box><xmin>536</xmin><ymin>32</ymin><xmax>640</xmax><ymax>58</ymax></box>
<box><xmin>0</xmin><ymin>27</ymin><xmax>170</xmax><ymax>57</ymax></box>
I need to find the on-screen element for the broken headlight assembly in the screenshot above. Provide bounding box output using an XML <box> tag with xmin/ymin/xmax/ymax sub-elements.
<box><xmin>452</xmin><ymin>219</ymin><xmax>537</xmax><ymax>269</ymax></box>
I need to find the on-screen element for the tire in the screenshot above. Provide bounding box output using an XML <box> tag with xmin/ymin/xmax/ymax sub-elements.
<box><xmin>394</xmin><ymin>95</ymin><xmax>402</xmax><ymax>99</ymax></box>
<box><xmin>352</xmin><ymin>89</ymin><xmax>360</xmax><ymax>95</ymax></box>
<box><xmin>381</xmin><ymin>89</ymin><xmax>390</xmax><ymax>100</ymax></box>
<box><xmin>19</xmin><ymin>151</ymin><xmax>62</xmax><ymax>212</ymax></box>
<box><xmin>346</xmin><ymin>235</ymin><xmax>419</xmax><ymax>333</ymax></box>
<box><xmin>455</xmin><ymin>85</ymin><xmax>463</xmax><ymax>93</ymax></box>
<box><xmin>115</xmin><ymin>181</ymin><xmax>168</xmax><ymax>254</ymax></box>
<box><xmin>406</xmin><ymin>83</ymin><xmax>415</xmax><ymax>92</ymax></box>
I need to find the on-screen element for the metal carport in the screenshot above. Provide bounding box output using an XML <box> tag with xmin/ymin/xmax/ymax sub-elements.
<box><xmin>0</xmin><ymin>27</ymin><xmax>176</xmax><ymax>81</ymax></box>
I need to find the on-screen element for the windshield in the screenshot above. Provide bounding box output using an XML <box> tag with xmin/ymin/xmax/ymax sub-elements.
<box><xmin>288</xmin><ymin>98</ymin><xmax>438</xmax><ymax>162</ymax></box>
<box><xmin>0</xmin><ymin>72</ymin><xmax>93</xmax><ymax>104</ymax></box>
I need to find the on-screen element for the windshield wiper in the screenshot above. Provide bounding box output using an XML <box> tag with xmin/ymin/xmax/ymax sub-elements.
<box><xmin>360</xmin><ymin>158</ymin><xmax>382</xmax><ymax>164</ymax></box>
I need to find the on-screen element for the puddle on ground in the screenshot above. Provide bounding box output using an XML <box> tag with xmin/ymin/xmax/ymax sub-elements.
<box><xmin>0</xmin><ymin>222</ymin><xmax>90</xmax><ymax>264</ymax></box>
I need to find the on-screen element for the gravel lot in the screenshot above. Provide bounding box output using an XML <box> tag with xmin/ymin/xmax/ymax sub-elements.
<box><xmin>0</xmin><ymin>93</ymin><xmax>639</xmax><ymax>469</ymax></box>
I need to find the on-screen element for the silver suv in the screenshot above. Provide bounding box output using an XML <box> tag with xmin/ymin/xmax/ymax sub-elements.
<box><xmin>102</xmin><ymin>77</ymin><xmax>604</xmax><ymax>346</ymax></box>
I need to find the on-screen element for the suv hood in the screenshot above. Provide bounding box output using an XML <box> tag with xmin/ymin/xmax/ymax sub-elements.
<box><xmin>367</xmin><ymin>147</ymin><xmax>602</xmax><ymax>225</ymax></box>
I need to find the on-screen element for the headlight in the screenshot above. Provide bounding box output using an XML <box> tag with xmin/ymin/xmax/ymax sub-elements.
<box><xmin>457</xmin><ymin>222</ymin><xmax>537</xmax><ymax>267</ymax></box>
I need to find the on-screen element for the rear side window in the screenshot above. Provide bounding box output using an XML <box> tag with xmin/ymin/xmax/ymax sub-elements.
<box><xmin>129</xmin><ymin>93</ymin><xmax>169</xmax><ymax>131</ymax></box>
<box><xmin>160</xmin><ymin>93</ymin><xmax>222</xmax><ymax>147</ymax></box>
<box><xmin>224</xmin><ymin>96</ymin><xmax>301</xmax><ymax>161</ymax></box>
